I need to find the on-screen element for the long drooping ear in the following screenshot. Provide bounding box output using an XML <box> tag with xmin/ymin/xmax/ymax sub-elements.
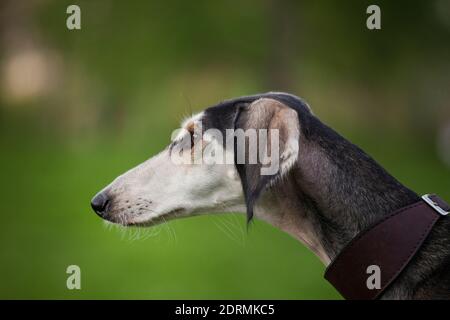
<box><xmin>233</xmin><ymin>98</ymin><xmax>300</xmax><ymax>222</ymax></box>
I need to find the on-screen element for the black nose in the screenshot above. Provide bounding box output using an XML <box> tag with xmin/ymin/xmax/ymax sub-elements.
<box><xmin>91</xmin><ymin>192</ymin><xmax>110</xmax><ymax>216</ymax></box>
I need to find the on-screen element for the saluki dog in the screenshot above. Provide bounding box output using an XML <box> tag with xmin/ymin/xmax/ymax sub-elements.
<box><xmin>91</xmin><ymin>92</ymin><xmax>450</xmax><ymax>299</ymax></box>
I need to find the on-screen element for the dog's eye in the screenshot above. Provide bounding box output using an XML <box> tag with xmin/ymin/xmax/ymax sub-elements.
<box><xmin>190</xmin><ymin>131</ymin><xmax>199</xmax><ymax>147</ymax></box>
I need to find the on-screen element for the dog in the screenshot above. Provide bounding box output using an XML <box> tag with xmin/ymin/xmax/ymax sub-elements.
<box><xmin>91</xmin><ymin>92</ymin><xmax>450</xmax><ymax>299</ymax></box>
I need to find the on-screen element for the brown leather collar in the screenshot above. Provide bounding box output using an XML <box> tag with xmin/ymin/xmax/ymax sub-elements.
<box><xmin>324</xmin><ymin>194</ymin><xmax>449</xmax><ymax>300</ymax></box>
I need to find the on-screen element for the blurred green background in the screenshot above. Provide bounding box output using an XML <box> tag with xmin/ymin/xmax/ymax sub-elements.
<box><xmin>0</xmin><ymin>0</ymin><xmax>449</xmax><ymax>299</ymax></box>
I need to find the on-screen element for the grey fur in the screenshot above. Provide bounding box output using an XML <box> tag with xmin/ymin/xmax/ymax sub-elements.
<box><xmin>202</xmin><ymin>92</ymin><xmax>450</xmax><ymax>300</ymax></box>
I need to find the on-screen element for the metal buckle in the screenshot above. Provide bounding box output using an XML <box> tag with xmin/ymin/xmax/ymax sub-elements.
<box><xmin>422</xmin><ymin>194</ymin><xmax>449</xmax><ymax>216</ymax></box>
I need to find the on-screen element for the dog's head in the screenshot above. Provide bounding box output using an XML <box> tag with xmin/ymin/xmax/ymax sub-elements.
<box><xmin>91</xmin><ymin>92</ymin><xmax>312</xmax><ymax>226</ymax></box>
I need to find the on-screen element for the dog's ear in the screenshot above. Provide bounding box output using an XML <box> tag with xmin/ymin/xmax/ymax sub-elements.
<box><xmin>233</xmin><ymin>98</ymin><xmax>300</xmax><ymax>222</ymax></box>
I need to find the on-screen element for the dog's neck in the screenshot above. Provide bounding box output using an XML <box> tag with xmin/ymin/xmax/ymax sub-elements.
<box><xmin>255</xmin><ymin>120</ymin><xmax>420</xmax><ymax>265</ymax></box>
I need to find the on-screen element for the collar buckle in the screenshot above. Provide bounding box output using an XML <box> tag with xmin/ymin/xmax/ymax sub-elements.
<box><xmin>422</xmin><ymin>194</ymin><xmax>449</xmax><ymax>216</ymax></box>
